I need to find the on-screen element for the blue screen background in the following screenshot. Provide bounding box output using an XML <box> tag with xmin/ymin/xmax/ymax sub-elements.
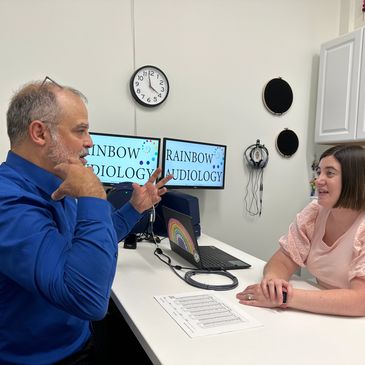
<box><xmin>163</xmin><ymin>139</ymin><xmax>226</xmax><ymax>188</ymax></box>
<box><xmin>87</xmin><ymin>133</ymin><xmax>160</xmax><ymax>185</ymax></box>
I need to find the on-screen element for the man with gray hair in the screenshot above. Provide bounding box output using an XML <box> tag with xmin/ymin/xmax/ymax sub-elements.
<box><xmin>0</xmin><ymin>77</ymin><xmax>171</xmax><ymax>364</ymax></box>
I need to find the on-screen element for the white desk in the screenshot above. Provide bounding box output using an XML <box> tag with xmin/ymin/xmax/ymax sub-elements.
<box><xmin>111</xmin><ymin>234</ymin><xmax>365</xmax><ymax>365</ymax></box>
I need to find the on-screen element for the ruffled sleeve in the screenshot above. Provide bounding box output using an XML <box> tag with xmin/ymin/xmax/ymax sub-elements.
<box><xmin>349</xmin><ymin>217</ymin><xmax>365</xmax><ymax>281</ymax></box>
<box><xmin>279</xmin><ymin>200</ymin><xmax>320</xmax><ymax>267</ymax></box>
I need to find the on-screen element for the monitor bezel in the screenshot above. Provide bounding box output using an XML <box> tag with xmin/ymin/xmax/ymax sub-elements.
<box><xmin>88</xmin><ymin>131</ymin><xmax>161</xmax><ymax>187</ymax></box>
<box><xmin>161</xmin><ymin>137</ymin><xmax>227</xmax><ymax>190</ymax></box>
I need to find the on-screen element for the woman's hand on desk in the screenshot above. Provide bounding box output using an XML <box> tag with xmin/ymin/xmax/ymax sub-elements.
<box><xmin>236</xmin><ymin>279</ymin><xmax>292</xmax><ymax>308</ymax></box>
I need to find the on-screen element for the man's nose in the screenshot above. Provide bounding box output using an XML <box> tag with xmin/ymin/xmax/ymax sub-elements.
<box><xmin>85</xmin><ymin>134</ymin><xmax>93</xmax><ymax>148</ymax></box>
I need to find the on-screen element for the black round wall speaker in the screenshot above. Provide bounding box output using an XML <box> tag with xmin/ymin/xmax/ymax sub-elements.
<box><xmin>276</xmin><ymin>129</ymin><xmax>299</xmax><ymax>157</ymax></box>
<box><xmin>263</xmin><ymin>77</ymin><xmax>293</xmax><ymax>115</ymax></box>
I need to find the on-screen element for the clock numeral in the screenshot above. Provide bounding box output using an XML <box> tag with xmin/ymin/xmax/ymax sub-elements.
<box><xmin>153</xmin><ymin>97</ymin><xmax>157</xmax><ymax>102</ymax></box>
<box><xmin>143</xmin><ymin>71</ymin><xmax>148</xmax><ymax>76</ymax></box>
<box><xmin>135</xmin><ymin>81</ymin><xmax>139</xmax><ymax>87</ymax></box>
<box><xmin>161</xmin><ymin>87</ymin><xmax>165</xmax><ymax>92</ymax></box>
<box><xmin>141</xmin><ymin>94</ymin><xmax>145</xmax><ymax>99</ymax></box>
<box><xmin>160</xmin><ymin>80</ymin><xmax>163</xmax><ymax>85</ymax></box>
<box><xmin>136</xmin><ymin>89</ymin><xmax>141</xmax><ymax>94</ymax></box>
<box><xmin>158</xmin><ymin>93</ymin><xmax>162</xmax><ymax>98</ymax></box>
<box><xmin>147</xmin><ymin>97</ymin><xmax>151</xmax><ymax>103</ymax></box>
<box><xmin>138</xmin><ymin>75</ymin><xmax>144</xmax><ymax>81</ymax></box>
<box><xmin>149</xmin><ymin>71</ymin><xmax>155</xmax><ymax>76</ymax></box>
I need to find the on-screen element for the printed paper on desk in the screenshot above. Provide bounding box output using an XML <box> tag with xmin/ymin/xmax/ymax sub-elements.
<box><xmin>154</xmin><ymin>292</ymin><xmax>263</xmax><ymax>338</ymax></box>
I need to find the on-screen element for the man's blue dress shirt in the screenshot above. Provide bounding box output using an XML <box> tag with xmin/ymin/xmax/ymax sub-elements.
<box><xmin>0</xmin><ymin>152</ymin><xmax>142</xmax><ymax>365</ymax></box>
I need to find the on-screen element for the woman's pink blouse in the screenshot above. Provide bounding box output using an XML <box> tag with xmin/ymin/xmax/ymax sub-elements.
<box><xmin>279</xmin><ymin>200</ymin><xmax>365</xmax><ymax>289</ymax></box>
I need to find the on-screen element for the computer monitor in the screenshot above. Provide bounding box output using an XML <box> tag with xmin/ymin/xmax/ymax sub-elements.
<box><xmin>87</xmin><ymin>132</ymin><xmax>160</xmax><ymax>187</ymax></box>
<box><xmin>161</xmin><ymin>137</ymin><xmax>227</xmax><ymax>189</ymax></box>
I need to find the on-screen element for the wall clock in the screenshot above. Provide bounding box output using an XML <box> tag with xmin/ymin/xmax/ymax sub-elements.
<box><xmin>130</xmin><ymin>65</ymin><xmax>169</xmax><ymax>107</ymax></box>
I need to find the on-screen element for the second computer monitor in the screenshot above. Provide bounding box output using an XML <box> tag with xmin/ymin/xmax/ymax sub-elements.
<box><xmin>161</xmin><ymin>137</ymin><xmax>227</xmax><ymax>189</ymax></box>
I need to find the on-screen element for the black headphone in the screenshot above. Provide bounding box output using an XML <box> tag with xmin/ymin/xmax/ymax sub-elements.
<box><xmin>244</xmin><ymin>139</ymin><xmax>269</xmax><ymax>169</ymax></box>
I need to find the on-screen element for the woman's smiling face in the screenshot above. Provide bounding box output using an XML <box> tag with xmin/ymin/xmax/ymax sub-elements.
<box><xmin>315</xmin><ymin>155</ymin><xmax>342</xmax><ymax>209</ymax></box>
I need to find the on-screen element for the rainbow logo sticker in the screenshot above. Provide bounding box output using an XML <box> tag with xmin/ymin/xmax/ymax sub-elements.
<box><xmin>167</xmin><ymin>218</ymin><xmax>199</xmax><ymax>261</ymax></box>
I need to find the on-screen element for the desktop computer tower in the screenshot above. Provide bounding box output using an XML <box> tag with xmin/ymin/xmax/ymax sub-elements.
<box><xmin>154</xmin><ymin>191</ymin><xmax>201</xmax><ymax>237</ymax></box>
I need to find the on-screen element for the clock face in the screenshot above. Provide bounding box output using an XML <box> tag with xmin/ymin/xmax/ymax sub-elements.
<box><xmin>130</xmin><ymin>65</ymin><xmax>169</xmax><ymax>107</ymax></box>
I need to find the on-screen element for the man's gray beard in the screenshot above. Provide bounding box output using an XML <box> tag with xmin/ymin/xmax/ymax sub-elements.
<box><xmin>47</xmin><ymin>133</ymin><xmax>73</xmax><ymax>165</ymax></box>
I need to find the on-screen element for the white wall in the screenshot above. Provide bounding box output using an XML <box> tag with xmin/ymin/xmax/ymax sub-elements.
<box><xmin>340</xmin><ymin>0</ymin><xmax>365</xmax><ymax>34</ymax></box>
<box><xmin>0</xmin><ymin>0</ymin><xmax>342</xmax><ymax>261</ymax></box>
<box><xmin>0</xmin><ymin>0</ymin><xmax>135</xmax><ymax>152</ymax></box>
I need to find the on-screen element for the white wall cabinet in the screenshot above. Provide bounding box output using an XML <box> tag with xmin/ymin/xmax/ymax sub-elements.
<box><xmin>315</xmin><ymin>27</ymin><xmax>365</xmax><ymax>143</ymax></box>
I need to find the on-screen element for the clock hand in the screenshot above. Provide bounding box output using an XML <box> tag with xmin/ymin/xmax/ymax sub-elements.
<box><xmin>148</xmin><ymin>74</ymin><xmax>159</xmax><ymax>93</ymax></box>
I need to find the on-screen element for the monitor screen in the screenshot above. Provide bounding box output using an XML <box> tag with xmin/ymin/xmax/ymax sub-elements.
<box><xmin>161</xmin><ymin>137</ymin><xmax>227</xmax><ymax>189</ymax></box>
<box><xmin>87</xmin><ymin>132</ymin><xmax>160</xmax><ymax>186</ymax></box>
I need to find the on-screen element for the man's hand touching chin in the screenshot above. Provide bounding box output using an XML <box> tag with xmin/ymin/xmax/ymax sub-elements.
<box><xmin>51</xmin><ymin>157</ymin><xmax>106</xmax><ymax>200</ymax></box>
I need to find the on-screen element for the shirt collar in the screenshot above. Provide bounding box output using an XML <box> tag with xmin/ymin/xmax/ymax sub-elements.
<box><xmin>6</xmin><ymin>151</ymin><xmax>62</xmax><ymax>197</ymax></box>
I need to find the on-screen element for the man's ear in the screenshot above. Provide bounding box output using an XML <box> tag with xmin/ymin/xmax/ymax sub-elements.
<box><xmin>28</xmin><ymin>120</ymin><xmax>49</xmax><ymax>146</ymax></box>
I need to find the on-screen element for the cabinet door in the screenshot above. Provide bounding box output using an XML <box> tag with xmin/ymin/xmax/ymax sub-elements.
<box><xmin>315</xmin><ymin>28</ymin><xmax>363</xmax><ymax>143</ymax></box>
<box><xmin>356</xmin><ymin>114</ymin><xmax>365</xmax><ymax>140</ymax></box>
<box><xmin>356</xmin><ymin>45</ymin><xmax>365</xmax><ymax>141</ymax></box>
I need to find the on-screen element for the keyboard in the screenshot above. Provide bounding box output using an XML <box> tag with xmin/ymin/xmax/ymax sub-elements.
<box><xmin>199</xmin><ymin>246</ymin><xmax>251</xmax><ymax>270</ymax></box>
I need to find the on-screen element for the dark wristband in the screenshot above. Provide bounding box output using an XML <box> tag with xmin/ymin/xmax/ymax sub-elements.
<box><xmin>282</xmin><ymin>291</ymin><xmax>287</xmax><ymax>304</ymax></box>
